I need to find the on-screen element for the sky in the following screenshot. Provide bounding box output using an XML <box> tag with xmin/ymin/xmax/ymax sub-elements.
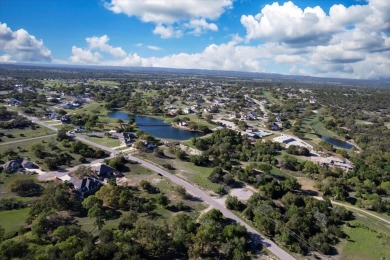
<box><xmin>0</xmin><ymin>0</ymin><xmax>389</xmax><ymax>79</ymax></box>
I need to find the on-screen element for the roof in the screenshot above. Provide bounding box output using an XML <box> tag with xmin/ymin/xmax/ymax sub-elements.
<box><xmin>92</xmin><ymin>163</ymin><xmax>117</xmax><ymax>176</ymax></box>
<box><xmin>3</xmin><ymin>158</ymin><xmax>36</xmax><ymax>170</ymax></box>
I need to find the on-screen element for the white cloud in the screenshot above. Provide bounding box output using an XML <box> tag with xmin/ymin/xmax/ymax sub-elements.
<box><xmin>105</xmin><ymin>0</ymin><xmax>232</xmax><ymax>38</ymax></box>
<box><xmin>69</xmin><ymin>35</ymin><xmax>127</xmax><ymax>64</ymax></box>
<box><xmin>186</xmin><ymin>19</ymin><xmax>218</xmax><ymax>35</ymax></box>
<box><xmin>241</xmin><ymin>2</ymin><xmax>335</xmax><ymax>45</ymax></box>
<box><xmin>69</xmin><ymin>46</ymin><xmax>101</xmax><ymax>64</ymax></box>
<box><xmin>0</xmin><ymin>54</ymin><xmax>14</xmax><ymax>62</ymax></box>
<box><xmin>149</xmin><ymin>41</ymin><xmax>265</xmax><ymax>72</ymax></box>
<box><xmin>0</xmin><ymin>22</ymin><xmax>52</xmax><ymax>62</ymax></box>
<box><xmin>238</xmin><ymin>0</ymin><xmax>390</xmax><ymax>79</ymax></box>
<box><xmin>147</xmin><ymin>45</ymin><xmax>162</xmax><ymax>51</ymax></box>
<box><xmin>153</xmin><ymin>24</ymin><xmax>182</xmax><ymax>39</ymax></box>
<box><xmin>86</xmin><ymin>35</ymin><xmax>126</xmax><ymax>57</ymax></box>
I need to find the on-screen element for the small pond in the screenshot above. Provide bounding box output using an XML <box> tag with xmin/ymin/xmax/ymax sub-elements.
<box><xmin>321</xmin><ymin>136</ymin><xmax>353</xmax><ymax>149</ymax></box>
<box><xmin>107</xmin><ymin>111</ymin><xmax>202</xmax><ymax>140</ymax></box>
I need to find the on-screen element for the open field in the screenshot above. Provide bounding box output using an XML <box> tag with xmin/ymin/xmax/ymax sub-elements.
<box><xmin>0</xmin><ymin>208</ymin><xmax>30</xmax><ymax>235</ymax></box>
<box><xmin>88</xmin><ymin>80</ymin><xmax>119</xmax><ymax>86</ymax></box>
<box><xmin>137</xmin><ymin>151</ymin><xmax>222</xmax><ymax>193</ymax></box>
<box><xmin>262</xmin><ymin>91</ymin><xmax>280</xmax><ymax>104</ymax></box>
<box><xmin>0</xmin><ymin>174</ymin><xmax>38</xmax><ymax>196</ymax></box>
<box><xmin>86</xmin><ymin>136</ymin><xmax>120</xmax><ymax>148</ymax></box>
<box><xmin>340</xmin><ymin>220</ymin><xmax>390</xmax><ymax>260</ymax></box>
<box><xmin>0</xmin><ymin>126</ymin><xmax>55</xmax><ymax>143</ymax></box>
<box><xmin>65</xmin><ymin>101</ymin><xmax>110</xmax><ymax>117</ymax></box>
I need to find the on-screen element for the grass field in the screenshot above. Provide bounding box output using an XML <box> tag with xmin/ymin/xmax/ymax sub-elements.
<box><xmin>0</xmin><ymin>126</ymin><xmax>55</xmax><ymax>143</ymax></box>
<box><xmin>0</xmin><ymin>174</ymin><xmax>38</xmax><ymax>196</ymax></box>
<box><xmin>262</xmin><ymin>91</ymin><xmax>280</xmax><ymax>104</ymax></box>
<box><xmin>340</xmin><ymin>220</ymin><xmax>390</xmax><ymax>260</ymax></box>
<box><xmin>0</xmin><ymin>208</ymin><xmax>30</xmax><ymax>235</ymax></box>
<box><xmin>138</xmin><ymin>151</ymin><xmax>222</xmax><ymax>193</ymax></box>
<box><xmin>65</xmin><ymin>101</ymin><xmax>110</xmax><ymax>117</ymax></box>
<box><xmin>301</xmin><ymin>113</ymin><xmax>339</xmax><ymax>145</ymax></box>
<box><xmin>86</xmin><ymin>136</ymin><xmax>120</xmax><ymax>148</ymax></box>
<box><xmin>347</xmin><ymin>209</ymin><xmax>390</xmax><ymax>236</ymax></box>
<box><xmin>88</xmin><ymin>80</ymin><xmax>119</xmax><ymax>86</ymax></box>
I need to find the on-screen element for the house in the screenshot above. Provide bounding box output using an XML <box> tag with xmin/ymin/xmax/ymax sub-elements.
<box><xmin>270</xmin><ymin>122</ymin><xmax>281</xmax><ymax>131</ymax></box>
<box><xmin>6</xmin><ymin>98</ymin><xmax>23</xmax><ymax>106</ymax></box>
<box><xmin>183</xmin><ymin>108</ymin><xmax>192</xmax><ymax>114</ymax></box>
<box><xmin>315</xmin><ymin>156</ymin><xmax>354</xmax><ymax>171</ymax></box>
<box><xmin>123</xmin><ymin>132</ymin><xmax>136</xmax><ymax>145</ymax></box>
<box><xmin>191</xmin><ymin>104</ymin><xmax>200</xmax><ymax>110</ymax></box>
<box><xmin>74</xmin><ymin>126</ymin><xmax>84</xmax><ymax>133</ymax></box>
<box><xmin>309</xmin><ymin>96</ymin><xmax>317</xmax><ymax>103</ymax></box>
<box><xmin>167</xmin><ymin>111</ymin><xmax>177</xmax><ymax>117</ymax></box>
<box><xmin>60</xmin><ymin>115</ymin><xmax>70</xmax><ymax>124</ymax></box>
<box><xmin>247</xmin><ymin>112</ymin><xmax>258</xmax><ymax>120</ymax></box>
<box><xmin>92</xmin><ymin>163</ymin><xmax>121</xmax><ymax>180</ymax></box>
<box><xmin>3</xmin><ymin>158</ymin><xmax>38</xmax><ymax>173</ymax></box>
<box><xmin>275</xmin><ymin>115</ymin><xmax>283</xmax><ymax>122</ymax></box>
<box><xmin>60</xmin><ymin>175</ymin><xmax>101</xmax><ymax>197</ymax></box>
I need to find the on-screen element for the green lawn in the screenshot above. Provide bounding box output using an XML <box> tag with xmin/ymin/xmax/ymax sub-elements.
<box><xmin>340</xmin><ymin>220</ymin><xmax>390</xmax><ymax>260</ymax></box>
<box><xmin>0</xmin><ymin>208</ymin><xmax>30</xmax><ymax>235</ymax></box>
<box><xmin>88</xmin><ymin>80</ymin><xmax>119</xmax><ymax>86</ymax></box>
<box><xmin>86</xmin><ymin>136</ymin><xmax>120</xmax><ymax>148</ymax></box>
<box><xmin>301</xmin><ymin>113</ymin><xmax>339</xmax><ymax>145</ymax></box>
<box><xmin>346</xmin><ymin>209</ymin><xmax>390</xmax><ymax>236</ymax></box>
<box><xmin>65</xmin><ymin>101</ymin><xmax>110</xmax><ymax>117</ymax></box>
<box><xmin>262</xmin><ymin>91</ymin><xmax>280</xmax><ymax>104</ymax></box>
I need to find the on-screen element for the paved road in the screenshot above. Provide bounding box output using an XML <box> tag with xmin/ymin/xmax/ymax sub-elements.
<box><xmin>127</xmin><ymin>155</ymin><xmax>295</xmax><ymax>260</ymax></box>
<box><xmin>0</xmin><ymin>134</ymin><xmax>57</xmax><ymax>146</ymax></box>
<box><xmin>15</xmin><ymin>111</ymin><xmax>58</xmax><ymax>132</ymax></box>
<box><xmin>16</xmin><ymin>111</ymin><xmax>295</xmax><ymax>260</ymax></box>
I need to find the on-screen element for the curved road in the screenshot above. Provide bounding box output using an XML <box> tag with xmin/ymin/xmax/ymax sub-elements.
<box><xmin>17</xmin><ymin>111</ymin><xmax>295</xmax><ymax>260</ymax></box>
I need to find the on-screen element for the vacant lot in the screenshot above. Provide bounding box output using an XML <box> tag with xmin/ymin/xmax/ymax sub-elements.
<box><xmin>86</xmin><ymin>136</ymin><xmax>120</xmax><ymax>148</ymax></box>
<box><xmin>0</xmin><ymin>208</ymin><xmax>30</xmax><ymax>235</ymax></box>
<box><xmin>0</xmin><ymin>126</ymin><xmax>55</xmax><ymax>143</ymax></box>
<box><xmin>138</xmin><ymin>150</ymin><xmax>222</xmax><ymax>193</ymax></box>
<box><xmin>340</xmin><ymin>220</ymin><xmax>390</xmax><ymax>260</ymax></box>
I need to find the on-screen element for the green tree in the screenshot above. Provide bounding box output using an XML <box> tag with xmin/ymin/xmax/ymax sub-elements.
<box><xmin>30</xmin><ymin>143</ymin><xmax>45</xmax><ymax>158</ymax></box>
<box><xmin>155</xmin><ymin>194</ymin><xmax>170</xmax><ymax>208</ymax></box>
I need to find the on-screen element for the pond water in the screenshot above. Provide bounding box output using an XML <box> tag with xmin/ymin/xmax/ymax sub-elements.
<box><xmin>107</xmin><ymin>111</ymin><xmax>202</xmax><ymax>140</ymax></box>
<box><xmin>321</xmin><ymin>136</ymin><xmax>353</xmax><ymax>149</ymax></box>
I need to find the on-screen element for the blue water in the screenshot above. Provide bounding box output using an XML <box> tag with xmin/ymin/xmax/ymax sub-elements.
<box><xmin>321</xmin><ymin>136</ymin><xmax>353</xmax><ymax>149</ymax></box>
<box><xmin>107</xmin><ymin>111</ymin><xmax>202</xmax><ymax>140</ymax></box>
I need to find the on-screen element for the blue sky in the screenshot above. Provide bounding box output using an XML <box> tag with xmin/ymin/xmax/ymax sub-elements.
<box><xmin>0</xmin><ymin>0</ymin><xmax>389</xmax><ymax>79</ymax></box>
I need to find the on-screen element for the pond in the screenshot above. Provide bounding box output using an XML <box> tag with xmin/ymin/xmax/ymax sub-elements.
<box><xmin>107</xmin><ymin>111</ymin><xmax>203</xmax><ymax>140</ymax></box>
<box><xmin>321</xmin><ymin>136</ymin><xmax>353</xmax><ymax>149</ymax></box>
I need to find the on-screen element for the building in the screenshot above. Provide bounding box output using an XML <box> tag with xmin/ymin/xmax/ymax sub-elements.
<box><xmin>315</xmin><ymin>156</ymin><xmax>354</xmax><ymax>171</ymax></box>
<box><xmin>59</xmin><ymin>175</ymin><xmax>101</xmax><ymax>197</ymax></box>
<box><xmin>3</xmin><ymin>158</ymin><xmax>38</xmax><ymax>173</ymax></box>
<box><xmin>91</xmin><ymin>163</ymin><xmax>122</xmax><ymax>180</ymax></box>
